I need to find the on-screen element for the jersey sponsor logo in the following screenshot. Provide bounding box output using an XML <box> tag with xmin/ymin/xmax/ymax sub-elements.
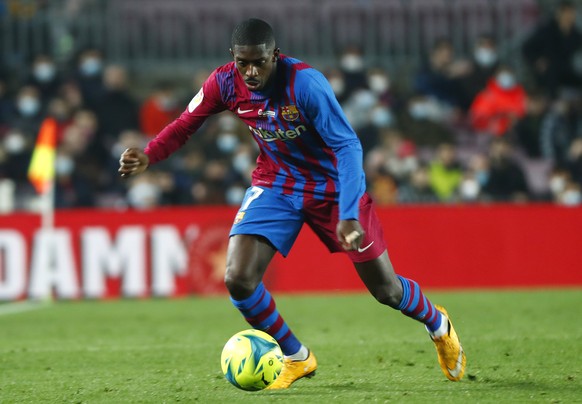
<box><xmin>237</xmin><ymin>107</ymin><xmax>253</xmax><ymax>114</ymax></box>
<box><xmin>188</xmin><ymin>88</ymin><xmax>204</xmax><ymax>113</ymax></box>
<box><xmin>281</xmin><ymin>105</ymin><xmax>300</xmax><ymax>121</ymax></box>
<box><xmin>357</xmin><ymin>241</ymin><xmax>374</xmax><ymax>253</ymax></box>
<box><xmin>258</xmin><ymin>109</ymin><xmax>276</xmax><ymax>117</ymax></box>
<box><xmin>249</xmin><ymin>125</ymin><xmax>307</xmax><ymax>142</ymax></box>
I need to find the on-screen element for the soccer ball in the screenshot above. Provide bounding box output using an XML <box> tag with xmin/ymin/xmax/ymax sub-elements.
<box><xmin>221</xmin><ymin>329</ymin><xmax>284</xmax><ymax>391</ymax></box>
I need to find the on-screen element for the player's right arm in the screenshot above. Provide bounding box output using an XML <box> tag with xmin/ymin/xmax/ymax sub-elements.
<box><xmin>118</xmin><ymin>71</ymin><xmax>226</xmax><ymax>177</ymax></box>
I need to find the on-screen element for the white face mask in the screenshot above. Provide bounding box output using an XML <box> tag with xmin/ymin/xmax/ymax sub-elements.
<box><xmin>550</xmin><ymin>176</ymin><xmax>567</xmax><ymax>194</ymax></box>
<box><xmin>33</xmin><ymin>62</ymin><xmax>56</xmax><ymax>82</ymax></box>
<box><xmin>3</xmin><ymin>132</ymin><xmax>26</xmax><ymax>154</ymax></box>
<box><xmin>370</xmin><ymin>106</ymin><xmax>394</xmax><ymax>128</ymax></box>
<box><xmin>561</xmin><ymin>190</ymin><xmax>582</xmax><ymax>206</ymax></box>
<box><xmin>17</xmin><ymin>96</ymin><xmax>40</xmax><ymax>116</ymax></box>
<box><xmin>368</xmin><ymin>75</ymin><xmax>390</xmax><ymax>94</ymax></box>
<box><xmin>340</xmin><ymin>54</ymin><xmax>364</xmax><ymax>73</ymax></box>
<box><xmin>55</xmin><ymin>154</ymin><xmax>75</xmax><ymax>176</ymax></box>
<box><xmin>460</xmin><ymin>179</ymin><xmax>480</xmax><ymax>200</ymax></box>
<box><xmin>80</xmin><ymin>57</ymin><xmax>103</xmax><ymax>77</ymax></box>
<box><xmin>496</xmin><ymin>72</ymin><xmax>516</xmax><ymax>89</ymax></box>
<box><xmin>328</xmin><ymin>78</ymin><xmax>345</xmax><ymax>97</ymax></box>
<box><xmin>226</xmin><ymin>186</ymin><xmax>246</xmax><ymax>205</ymax></box>
<box><xmin>409</xmin><ymin>102</ymin><xmax>430</xmax><ymax>120</ymax></box>
<box><xmin>474</xmin><ymin>47</ymin><xmax>497</xmax><ymax>68</ymax></box>
<box><xmin>216</xmin><ymin>133</ymin><xmax>239</xmax><ymax>153</ymax></box>
<box><xmin>232</xmin><ymin>153</ymin><xmax>252</xmax><ymax>173</ymax></box>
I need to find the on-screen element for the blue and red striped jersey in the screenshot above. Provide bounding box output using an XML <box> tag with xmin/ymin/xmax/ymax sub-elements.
<box><xmin>145</xmin><ymin>55</ymin><xmax>365</xmax><ymax>220</ymax></box>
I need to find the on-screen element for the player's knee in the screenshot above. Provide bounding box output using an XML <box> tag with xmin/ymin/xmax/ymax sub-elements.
<box><xmin>224</xmin><ymin>272</ymin><xmax>259</xmax><ymax>300</ymax></box>
<box><xmin>372</xmin><ymin>285</ymin><xmax>402</xmax><ymax>309</ymax></box>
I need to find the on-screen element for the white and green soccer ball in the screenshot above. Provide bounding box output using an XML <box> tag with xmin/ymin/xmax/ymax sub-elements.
<box><xmin>220</xmin><ymin>329</ymin><xmax>284</xmax><ymax>391</ymax></box>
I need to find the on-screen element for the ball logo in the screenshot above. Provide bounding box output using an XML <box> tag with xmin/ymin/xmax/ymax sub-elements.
<box><xmin>281</xmin><ymin>105</ymin><xmax>299</xmax><ymax>121</ymax></box>
<box><xmin>188</xmin><ymin>88</ymin><xmax>204</xmax><ymax>113</ymax></box>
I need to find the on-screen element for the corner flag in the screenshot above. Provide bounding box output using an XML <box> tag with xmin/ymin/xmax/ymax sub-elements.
<box><xmin>28</xmin><ymin>118</ymin><xmax>58</xmax><ymax>194</ymax></box>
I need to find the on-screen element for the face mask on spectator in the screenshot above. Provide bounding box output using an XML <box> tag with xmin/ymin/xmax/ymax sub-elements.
<box><xmin>561</xmin><ymin>189</ymin><xmax>582</xmax><ymax>205</ymax></box>
<box><xmin>232</xmin><ymin>153</ymin><xmax>252</xmax><ymax>173</ymax></box>
<box><xmin>496</xmin><ymin>72</ymin><xmax>516</xmax><ymax>89</ymax></box>
<box><xmin>549</xmin><ymin>176</ymin><xmax>566</xmax><ymax>194</ymax></box>
<box><xmin>409</xmin><ymin>102</ymin><xmax>430</xmax><ymax>120</ymax></box>
<box><xmin>157</xmin><ymin>95</ymin><xmax>178</xmax><ymax>111</ymax></box>
<box><xmin>340</xmin><ymin>54</ymin><xmax>364</xmax><ymax>73</ymax></box>
<box><xmin>328</xmin><ymin>77</ymin><xmax>345</xmax><ymax>97</ymax></box>
<box><xmin>80</xmin><ymin>57</ymin><xmax>103</xmax><ymax>77</ymax></box>
<box><xmin>474</xmin><ymin>47</ymin><xmax>497</xmax><ymax>68</ymax></box>
<box><xmin>216</xmin><ymin>133</ymin><xmax>239</xmax><ymax>153</ymax></box>
<box><xmin>370</xmin><ymin>106</ymin><xmax>394</xmax><ymax>127</ymax></box>
<box><xmin>226</xmin><ymin>186</ymin><xmax>246</xmax><ymax>205</ymax></box>
<box><xmin>17</xmin><ymin>96</ymin><xmax>40</xmax><ymax>116</ymax></box>
<box><xmin>460</xmin><ymin>178</ymin><xmax>480</xmax><ymax>200</ymax></box>
<box><xmin>3</xmin><ymin>132</ymin><xmax>26</xmax><ymax>154</ymax></box>
<box><xmin>55</xmin><ymin>154</ymin><xmax>75</xmax><ymax>176</ymax></box>
<box><xmin>33</xmin><ymin>62</ymin><xmax>56</xmax><ymax>82</ymax></box>
<box><xmin>368</xmin><ymin>75</ymin><xmax>390</xmax><ymax>94</ymax></box>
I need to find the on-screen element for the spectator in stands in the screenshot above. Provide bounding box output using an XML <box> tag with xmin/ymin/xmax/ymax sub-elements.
<box><xmin>539</xmin><ymin>91</ymin><xmax>582</xmax><ymax>166</ymax></box>
<box><xmin>324</xmin><ymin>68</ymin><xmax>349</xmax><ymax>104</ymax></box>
<box><xmin>366</xmin><ymin>67</ymin><xmax>397</xmax><ymax>109</ymax></box>
<box><xmin>365</xmin><ymin>128</ymin><xmax>418</xmax><ymax>185</ymax></box>
<box><xmin>428</xmin><ymin>142</ymin><xmax>463</xmax><ymax>201</ymax></box>
<box><xmin>522</xmin><ymin>0</ymin><xmax>582</xmax><ymax>97</ymax></box>
<box><xmin>483</xmin><ymin>137</ymin><xmax>529</xmax><ymax>202</ymax></box>
<box><xmin>547</xmin><ymin>167</ymin><xmax>581</xmax><ymax>205</ymax></box>
<box><xmin>73</xmin><ymin>47</ymin><xmax>105</xmax><ymax>109</ymax></box>
<box><xmin>8</xmin><ymin>85</ymin><xmax>44</xmax><ymax>138</ymax></box>
<box><xmin>469</xmin><ymin>65</ymin><xmax>527</xmax><ymax>137</ymax></box>
<box><xmin>514</xmin><ymin>91</ymin><xmax>550</xmax><ymax>159</ymax></box>
<box><xmin>397</xmin><ymin>164</ymin><xmax>439</xmax><ymax>204</ymax></box>
<box><xmin>459</xmin><ymin>154</ymin><xmax>491</xmax><ymax>203</ymax></box>
<box><xmin>94</xmin><ymin>64</ymin><xmax>139</xmax><ymax>142</ymax></box>
<box><xmin>397</xmin><ymin>94</ymin><xmax>456</xmax><ymax>147</ymax></box>
<box><xmin>139</xmin><ymin>81</ymin><xmax>182</xmax><ymax>137</ymax></box>
<box><xmin>566</xmin><ymin>138</ymin><xmax>582</xmax><ymax>187</ymax></box>
<box><xmin>413</xmin><ymin>37</ymin><xmax>467</xmax><ymax>110</ymax></box>
<box><xmin>25</xmin><ymin>54</ymin><xmax>61</xmax><ymax>103</ymax></box>
<box><xmin>458</xmin><ymin>34</ymin><xmax>500</xmax><ymax>110</ymax></box>
<box><xmin>338</xmin><ymin>45</ymin><xmax>368</xmax><ymax>99</ymax></box>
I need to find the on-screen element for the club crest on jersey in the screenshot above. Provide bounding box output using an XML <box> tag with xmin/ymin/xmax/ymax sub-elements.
<box><xmin>234</xmin><ymin>211</ymin><xmax>245</xmax><ymax>224</ymax></box>
<box><xmin>281</xmin><ymin>105</ymin><xmax>300</xmax><ymax>121</ymax></box>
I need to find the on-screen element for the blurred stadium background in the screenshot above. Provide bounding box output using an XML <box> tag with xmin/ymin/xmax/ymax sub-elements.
<box><xmin>1</xmin><ymin>0</ymin><xmax>582</xmax><ymax>301</ymax></box>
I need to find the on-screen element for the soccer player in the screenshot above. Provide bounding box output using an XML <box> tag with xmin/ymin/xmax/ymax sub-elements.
<box><xmin>118</xmin><ymin>18</ymin><xmax>466</xmax><ymax>388</ymax></box>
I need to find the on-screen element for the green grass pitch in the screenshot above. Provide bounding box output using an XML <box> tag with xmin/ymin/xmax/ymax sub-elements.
<box><xmin>1</xmin><ymin>289</ymin><xmax>581</xmax><ymax>403</ymax></box>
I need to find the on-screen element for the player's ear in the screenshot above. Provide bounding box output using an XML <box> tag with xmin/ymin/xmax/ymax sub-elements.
<box><xmin>229</xmin><ymin>48</ymin><xmax>234</xmax><ymax>58</ymax></box>
<box><xmin>272</xmin><ymin>48</ymin><xmax>280</xmax><ymax>61</ymax></box>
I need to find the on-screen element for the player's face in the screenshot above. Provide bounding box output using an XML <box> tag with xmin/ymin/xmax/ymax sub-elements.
<box><xmin>230</xmin><ymin>44</ymin><xmax>279</xmax><ymax>91</ymax></box>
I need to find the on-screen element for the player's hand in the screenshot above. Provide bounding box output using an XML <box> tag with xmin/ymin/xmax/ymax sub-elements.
<box><xmin>337</xmin><ymin>220</ymin><xmax>365</xmax><ymax>251</ymax></box>
<box><xmin>118</xmin><ymin>148</ymin><xmax>149</xmax><ymax>178</ymax></box>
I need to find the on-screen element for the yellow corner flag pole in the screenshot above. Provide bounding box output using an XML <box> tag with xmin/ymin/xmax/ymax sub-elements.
<box><xmin>28</xmin><ymin>118</ymin><xmax>57</xmax><ymax>230</ymax></box>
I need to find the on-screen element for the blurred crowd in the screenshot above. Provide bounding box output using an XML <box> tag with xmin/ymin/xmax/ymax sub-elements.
<box><xmin>1</xmin><ymin>1</ymin><xmax>582</xmax><ymax>212</ymax></box>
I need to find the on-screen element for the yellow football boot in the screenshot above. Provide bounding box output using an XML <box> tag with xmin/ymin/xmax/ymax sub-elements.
<box><xmin>266</xmin><ymin>350</ymin><xmax>317</xmax><ymax>389</ymax></box>
<box><xmin>430</xmin><ymin>305</ymin><xmax>466</xmax><ymax>381</ymax></box>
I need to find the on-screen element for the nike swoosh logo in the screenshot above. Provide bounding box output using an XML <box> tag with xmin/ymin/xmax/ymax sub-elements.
<box><xmin>237</xmin><ymin>107</ymin><xmax>253</xmax><ymax>114</ymax></box>
<box><xmin>447</xmin><ymin>346</ymin><xmax>464</xmax><ymax>379</ymax></box>
<box><xmin>357</xmin><ymin>241</ymin><xmax>374</xmax><ymax>253</ymax></box>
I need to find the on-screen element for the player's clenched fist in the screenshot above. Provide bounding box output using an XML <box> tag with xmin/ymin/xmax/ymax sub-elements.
<box><xmin>118</xmin><ymin>147</ymin><xmax>149</xmax><ymax>177</ymax></box>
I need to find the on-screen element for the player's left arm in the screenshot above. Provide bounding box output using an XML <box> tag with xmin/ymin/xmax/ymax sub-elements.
<box><xmin>297</xmin><ymin>69</ymin><xmax>366</xmax><ymax>249</ymax></box>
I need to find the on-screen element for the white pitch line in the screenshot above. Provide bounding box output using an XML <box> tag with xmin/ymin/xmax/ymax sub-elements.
<box><xmin>0</xmin><ymin>300</ymin><xmax>51</xmax><ymax>317</ymax></box>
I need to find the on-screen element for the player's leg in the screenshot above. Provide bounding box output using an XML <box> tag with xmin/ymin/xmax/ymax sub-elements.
<box><xmin>225</xmin><ymin>187</ymin><xmax>316</xmax><ymax>389</ymax></box>
<box><xmin>353</xmin><ymin>253</ymin><xmax>466</xmax><ymax>381</ymax></box>
<box><xmin>225</xmin><ymin>234</ymin><xmax>303</xmax><ymax>357</ymax></box>
<box><xmin>304</xmin><ymin>193</ymin><xmax>465</xmax><ymax>381</ymax></box>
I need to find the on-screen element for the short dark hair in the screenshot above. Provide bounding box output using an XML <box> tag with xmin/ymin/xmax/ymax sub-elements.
<box><xmin>231</xmin><ymin>18</ymin><xmax>276</xmax><ymax>49</ymax></box>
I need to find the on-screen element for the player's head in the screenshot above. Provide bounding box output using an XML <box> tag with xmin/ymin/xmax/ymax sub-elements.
<box><xmin>230</xmin><ymin>18</ymin><xmax>280</xmax><ymax>92</ymax></box>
